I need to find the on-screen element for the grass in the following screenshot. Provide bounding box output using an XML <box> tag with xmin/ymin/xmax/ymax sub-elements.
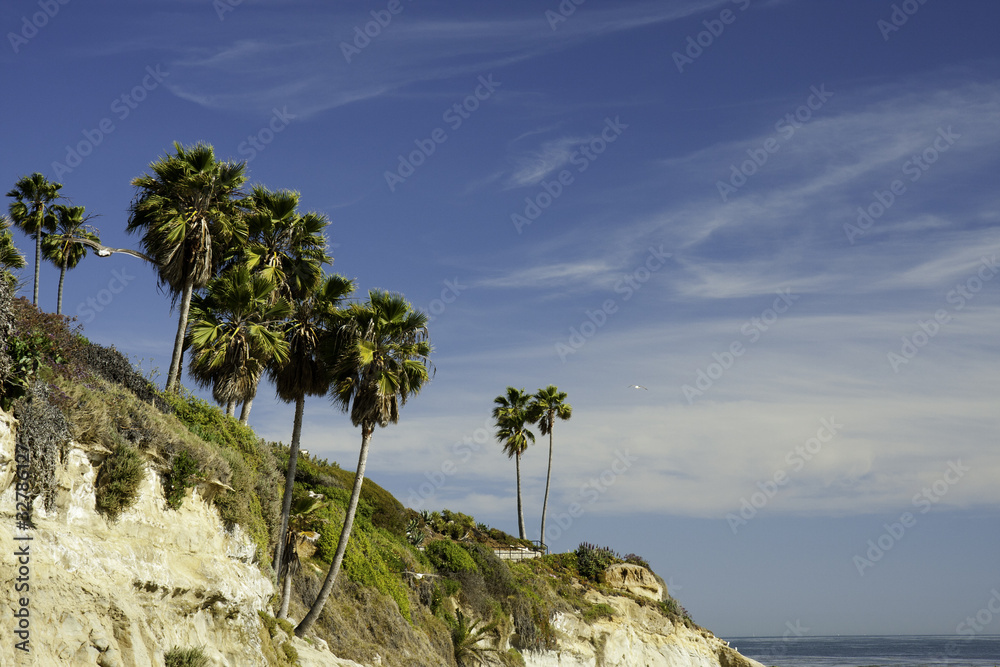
<box><xmin>164</xmin><ymin>646</ymin><xmax>208</xmax><ymax>667</ymax></box>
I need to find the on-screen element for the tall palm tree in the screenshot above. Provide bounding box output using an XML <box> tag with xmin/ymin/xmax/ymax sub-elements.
<box><xmin>529</xmin><ymin>385</ymin><xmax>572</xmax><ymax>549</ymax></box>
<box><xmin>269</xmin><ymin>273</ymin><xmax>355</xmax><ymax>618</ymax></box>
<box><xmin>127</xmin><ymin>142</ymin><xmax>250</xmax><ymax>393</ymax></box>
<box><xmin>295</xmin><ymin>290</ymin><xmax>433</xmax><ymax>637</ymax></box>
<box><xmin>492</xmin><ymin>386</ymin><xmax>535</xmax><ymax>540</ymax></box>
<box><xmin>186</xmin><ymin>266</ymin><xmax>291</xmax><ymax>420</ymax></box>
<box><xmin>41</xmin><ymin>205</ymin><xmax>100</xmax><ymax>315</ymax></box>
<box><xmin>6</xmin><ymin>173</ymin><xmax>62</xmax><ymax>306</ymax></box>
<box><xmin>0</xmin><ymin>215</ymin><xmax>26</xmax><ymax>279</ymax></box>
<box><xmin>228</xmin><ymin>185</ymin><xmax>332</xmax><ymax>420</ymax></box>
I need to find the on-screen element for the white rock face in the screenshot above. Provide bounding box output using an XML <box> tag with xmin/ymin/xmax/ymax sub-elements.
<box><xmin>523</xmin><ymin>590</ymin><xmax>766</xmax><ymax>667</ymax></box>
<box><xmin>0</xmin><ymin>407</ymin><xmax>365</xmax><ymax>667</ymax></box>
<box><xmin>604</xmin><ymin>563</ymin><xmax>664</xmax><ymax>601</ymax></box>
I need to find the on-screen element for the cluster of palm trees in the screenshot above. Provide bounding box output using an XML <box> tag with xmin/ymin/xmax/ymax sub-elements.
<box><xmin>4</xmin><ymin>173</ymin><xmax>101</xmax><ymax>313</ymax></box>
<box><xmin>6</xmin><ymin>142</ymin><xmax>435</xmax><ymax>638</ymax></box>
<box><xmin>492</xmin><ymin>385</ymin><xmax>572</xmax><ymax>547</ymax></box>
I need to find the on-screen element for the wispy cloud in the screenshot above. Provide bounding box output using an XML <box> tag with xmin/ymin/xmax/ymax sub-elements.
<box><xmin>134</xmin><ymin>1</ymin><xmax>741</xmax><ymax>117</ymax></box>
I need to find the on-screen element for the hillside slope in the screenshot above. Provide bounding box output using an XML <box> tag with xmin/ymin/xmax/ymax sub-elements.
<box><xmin>0</xmin><ymin>284</ymin><xmax>763</xmax><ymax>667</ymax></box>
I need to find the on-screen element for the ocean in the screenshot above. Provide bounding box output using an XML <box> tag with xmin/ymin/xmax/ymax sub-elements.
<box><xmin>723</xmin><ymin>635</ymin><xmax>1000</xmax><ymax>667</ymax></box>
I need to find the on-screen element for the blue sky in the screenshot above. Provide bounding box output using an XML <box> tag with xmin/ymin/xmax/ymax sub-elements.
<box><xmin>3</xmin><ymin>0</ymin><xmax>1000</xmax><ymax>640</ymax></box>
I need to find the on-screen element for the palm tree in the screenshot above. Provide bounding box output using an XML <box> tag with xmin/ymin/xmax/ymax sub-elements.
<box><xmin>275</xmin><ymin>493</ymin><xmax>331</xmax><ymax>620</ymax></box>
<box><xmin>295</xmin><ymin>290</ymin><xmax>432</xmax><ymax>637</ymax></box>
<box><xmin>127</xmin><ymin>142</ymin><xmax>250</xmax><ymax>393</ymax></box>
<box><xmin>529</xmin><ymin>385</ymin><xmax>572</xmax><ymax>549</ymax></box>
<box><xmin>451</xmin><ymin>610</ymin><xmax>501</xmax><ymax>667</ymax></box>
<box><xmin>228</xmin><ymin>185</ymin><xmax>332</xmax><ymax>420</ymax></box>
<box><xmin>269</xmin><ymin>273</ymin><xmax>355</xmax><ymax>618</ymax></box>
<box><xmin>492</xmin><ymin>387</ymin><xmax>535</xmax><ymax>540</ymax></box>
<box><xmin>237</xmin><ymin>185</ymin><xmax>330</xmax><ymax>302</ymax></box>
<box><xmin>41</xmin><ymin>205</ymin><xmax>100</xmax><ymax>315</ymax></box>
<box><xmin>6</xmin><ymin>173</ymin><xmax>62</xmax><ymax>306</ymax></box>
<box><xmin>0</xmin><ymin>215</ymin><xmax>26</xmax><ymax>279</ymax></box>
<box><xmin>186</xmin><ymin>266</ymin><xmax>291</xmax><ymax>420</ymax></box>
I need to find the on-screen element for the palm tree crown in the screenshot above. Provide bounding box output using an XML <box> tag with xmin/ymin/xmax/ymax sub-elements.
<box><xmin>236</xmin><ymin>185</ymin><xmax>331</xmax><ymax>303</ymax></box>
<box><xmin>6</xmin><ymin>172</ymin><xmax>62</xmax><ymax>306</ymax></box>
<box><xmin>0</xmin><ymin>215</ymin><xmax>26</xmax><ymax>278</ymax></box>
<box><xmin>529</xmin><ymin>384</ymin><xmax>572</xmax><ymax>549</ymax></box>
<box><xmin>41</xmin><ymin>204</ymin><xmax>99</xmax><ymax>315</ymax></box>
<box><xmin>493</xmin><ymin>386</ymin><xmax>535</xmax><ymax>540</ymax></box>
<box><xmin>186</xmin><ymin>266</ymin><xmax>291</xmax><ymax>416</ymax></box>
<box><xmin>127</xmin><ymin>141</ymin><xmax>250</xmax><ymax>392</ymax></box>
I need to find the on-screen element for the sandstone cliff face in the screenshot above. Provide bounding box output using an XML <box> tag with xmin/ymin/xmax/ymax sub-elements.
<box><xmin>0</xmin><ymin>405</ymin><xmax>763</xmax><ymax>667</ymax></box>
<box><xmin>0</xmin><ymin>407</ymin><xmax>360</xmax><ymax>667</ymax></box>
<box><xmin>522</xmin><ymin>590</ymin><xmax>764</xmax><ymax>667</ymax></box>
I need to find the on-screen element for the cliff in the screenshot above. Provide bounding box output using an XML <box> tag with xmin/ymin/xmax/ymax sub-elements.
<box><xmin>0</xmin><ymin>403</ymin><xmax>765</xmax><ymax>667</ymax></box>
<box><xmin>0</xmin><ymin>406</ymin><xmax>362</xmax><ymax>666</ymax></box>
<box><xmin>0</xmin><ymin>285</ymin><xmax>764</xmax><ymax>667</ymax></box>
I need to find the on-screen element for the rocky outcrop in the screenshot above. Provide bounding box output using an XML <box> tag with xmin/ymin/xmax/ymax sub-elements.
<box><xmin>523</xmin><ymin>590</ymin><xmax>765</xmax><ymax>667</ymax></box>
<box><xmin>0</xmin><ymin>408</ymin><xmax>362</xmax><ymax>667</ymax></box>
<box><xmin>604</xmin><ymin>563</ymin><xmax>664</xmax><ymax>601</ymax></box>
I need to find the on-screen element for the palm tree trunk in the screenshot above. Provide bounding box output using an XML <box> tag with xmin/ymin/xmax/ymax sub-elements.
<box><xmin>239</xmin><ymin>376</ymin><xmax>261</xmax><ymax>425</ymax></box>
<box><xmin>540</xmin><ymin>421</ymin><xmax>554</xmax><ymax>550</ymax></box>
<box><xmin>32</xmin><ymin>232</ymin><xmax>41</xmax><ymax>306</ymax></box>
<box><xmin>275</xmin><ymin>394</ymin><xmax>305</xmax><ymax>617</ymax></box>
<box><xmin>516</xmin><ymin>451</ymin><xmax>526</xmax><ymax>540</ymax></box>
<box><xmin>239</xmin><ymin>397</ymin><xmax>254</xmax><ymax>424</ymax></box>
<box><xmin>56</xmin><ymin>259</ymin><xmax>67</xmax><ymax>316</ymax></box>
<box><xmin>296</xmin><ymin>423</ymin><xmax>373</xmax><ymax>637</ymax></box>
<box><xmin>278</xmin><ymin>566</ymin><xmax>293</xmax><ymax>620</ymax></box>
<box><xmin>166</xmin><ymin>279</ymin><xmax>195</xmax><ymax>393</ymax></box>
<box><xmin>225</xmin><ymin>400</ymin><xmax>236</xmax><ymax>418</ymax></box>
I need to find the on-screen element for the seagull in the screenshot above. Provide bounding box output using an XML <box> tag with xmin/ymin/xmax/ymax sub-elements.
<box><xmin>69</xmin><ymin>236</ymin><xmax>157</xmax><ymax>264</ymax></box>
<box><xmin>628</xmin><ymin>384</ymin><xmax>648</xmax><ymax>390</ymax></box>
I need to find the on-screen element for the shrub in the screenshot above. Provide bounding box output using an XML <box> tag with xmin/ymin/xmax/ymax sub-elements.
<box><xmin>574</xmin><ymin>542</ymin><xmax>621</xmax><ymax>582</ymax></box>
<box><xmin>426</xmin><ymin>540</ymin><xmax>479</xmax><ymax>574</ymax></box>
<box><xmin>164</xmin><ymin>646</ymin><xmax>208</xmax><ymax>667</ymax></box>
<box><xmin>95</xmin><ymin>442</ymin><xmax>146</xmax><ymax>521</ymax></box>
<box><xmin>582</xmin><ymin>602</ymin><xmax>615</xmax><ymax>623</ymax></box>
<box><xmin>276</xmin><ymin>618</ymin><xmax>294</xmax><ymax>636</ymax></box>
<box><xmin>623</xmin><ymin>553</ymin><xmax>650</xmax><ymax>569</ymax></box>
<box><xmin>213</xmin><ymin>447</ymin><xmax>272</xmax><ymax>560</ymax></box>
<box><xmin>660</xmin><ymin>596</ymin><xmax>693</xmax><ymax>623</ymax></box>
<box><xmin>258</xmin><ymin>610</ymin><xmax>277</xmax><ymax>637</ymax></box>
<box><xmin>280</xmin><ymin>641</ymin><xmax>299</xmax><ymax>663</ymax></box>
<box><xmin>164</xmin><ymin>450</ymin><xmax>200</xmax><ymax>510</ymax></box>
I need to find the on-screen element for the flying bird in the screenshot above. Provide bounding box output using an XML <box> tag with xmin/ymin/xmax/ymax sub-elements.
<box><xmin>628</xmin><ymin>384</ymin><xmax>648</xmax><ymax>390</ymax></box>
<box><xmin>69</xmin><ymin>236</ymin><xmax>157</xmax><ymax>264</ymax></box>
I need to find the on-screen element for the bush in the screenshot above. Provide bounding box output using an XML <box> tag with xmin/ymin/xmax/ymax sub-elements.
<box><xmin>276</xmin><ymin>618</ymin><xmax>294</xmax><ymax>636</ymax></box>
<box><xmin>95</xmin><ymin>442</ymin><xmax>145</xmax><ymax>521</ymax></box>
<box><xmin>164</xmin><ymin>450</ymin><xmax>200</xmax><ymax>510</ymax></box>
<box><xmin>426</xmin><ymin>539</ymin><xmax>479</xmax><ymax>574</ymax></box>
<box><xmin>164</xmin><ymin>646</ymin><xmax>208</xmax><ymax>667</ymax></box>
<box><xmin>623</xmin><ymin>553</ymin><xmax>650</xmax><ymax>569</ymax></box>
<box><xmin>280</xmin><ymin>641</ymin><xmax>299</xmax><ymax>663</ymax></box>
<box><xmin>574</xmin><ymin>542</ymin><xmax>621</xmax><ymax>583</ymax></box>
<box><xmin>258</xmin><ymin>610</ymin><xmax>277</xmax><ymax>637</ymax></box>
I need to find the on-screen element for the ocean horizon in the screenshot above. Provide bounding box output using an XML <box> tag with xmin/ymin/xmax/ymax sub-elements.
<box><xmin>722</xmin><ymin>634</ymin><xmax>1000</xmax><ymax>667</ymax></box>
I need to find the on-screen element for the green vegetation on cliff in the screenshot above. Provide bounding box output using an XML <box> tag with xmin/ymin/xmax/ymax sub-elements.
<box><xmin>0</xmin><ymin>291</ymin><xmax>700</xmax><ymax>666</ymax></box>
